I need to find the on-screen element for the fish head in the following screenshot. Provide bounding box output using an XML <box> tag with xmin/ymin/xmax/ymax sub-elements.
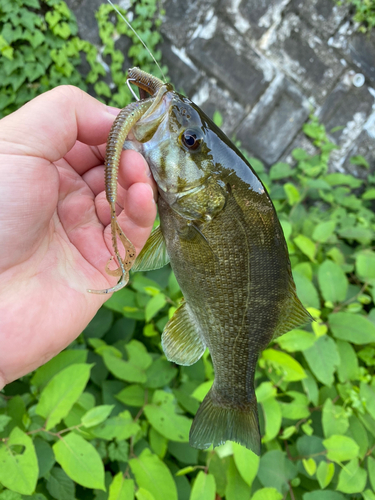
<box><xmin>128</xmin><ymin>91</ymin><xmax>228</xmax><ymax>221</ymax></box>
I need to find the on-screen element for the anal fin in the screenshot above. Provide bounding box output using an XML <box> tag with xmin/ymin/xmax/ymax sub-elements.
<box><xmin>162</xmin><ymin>302</ymin><xmax>206</xmax><ymax>366</ymax></box>
<box><xmin>132</xmin><ymin>225</ymin><xmax>170</xmax><ymax>272</ymax></box>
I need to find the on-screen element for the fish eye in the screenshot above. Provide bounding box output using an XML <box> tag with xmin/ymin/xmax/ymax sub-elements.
<box><xmin>181</xmin><ymin>129</ymin><xmax>202</xmax><ymax>151</ymax></box>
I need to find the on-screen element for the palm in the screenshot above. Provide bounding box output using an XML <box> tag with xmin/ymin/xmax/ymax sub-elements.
<box><xmin>0</xmin><ymin>86</ymin><xmax>156</xmax><ymax>387</ymax></box>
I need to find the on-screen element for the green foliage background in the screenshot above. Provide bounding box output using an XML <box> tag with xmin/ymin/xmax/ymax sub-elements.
<box><xmin>1</xmin><ymin>1</ymin><xmax>375</xmax><ymax>500</ymax></box>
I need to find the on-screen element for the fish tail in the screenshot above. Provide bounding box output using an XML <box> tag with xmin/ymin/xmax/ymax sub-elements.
<box><xmin>189</xmin><ymin>388</ymin><xmax>261</xmax><ymax>455</ymax></box>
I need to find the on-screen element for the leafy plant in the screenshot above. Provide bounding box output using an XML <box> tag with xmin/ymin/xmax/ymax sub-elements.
<box><xmin>340</xmin><ymin>0</ymin><xmax>375</xmax><ymax>32</ymax></box>
<box><xmin>1</xmin><ymin>1</ymin><xmax>375</xmax><ymax>499</ymax></box>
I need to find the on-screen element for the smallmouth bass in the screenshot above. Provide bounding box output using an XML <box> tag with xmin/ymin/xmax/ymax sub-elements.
<box><xmin>90</xmin><ymin>68</ymin><xmax>312</xmax><ymax>454</ymax></box>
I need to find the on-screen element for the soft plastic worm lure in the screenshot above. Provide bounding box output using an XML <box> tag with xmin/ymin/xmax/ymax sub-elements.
<box><xmin>88</xmin><ymin>68</ymin><xmax>170</xmax><ymax>294</ymax></box>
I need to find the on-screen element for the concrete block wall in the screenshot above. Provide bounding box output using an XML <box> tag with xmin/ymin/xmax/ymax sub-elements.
<box><xmin>66</xmin><ymin>0</ymin><xmax>375</xmax><ymax>174</ymax></box>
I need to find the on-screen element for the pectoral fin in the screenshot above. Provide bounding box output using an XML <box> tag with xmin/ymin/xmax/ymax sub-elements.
<box><xmin>162</xmin><ymin>302</ymin><xmax>206</xmax><ymax>366</ymax></box>
<box><xmin>132</xmin><ymin>225</ymin><xmax>170</xmax><ymax>272</ymax></box>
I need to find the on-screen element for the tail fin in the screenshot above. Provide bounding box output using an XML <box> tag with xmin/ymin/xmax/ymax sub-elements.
<box><xmin>189</xmin><ymin>388</ymin><xmax>261</xmax><ymax>455</ymax></box>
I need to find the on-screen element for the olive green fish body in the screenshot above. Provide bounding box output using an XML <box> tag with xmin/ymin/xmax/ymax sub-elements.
<box><xmin>128</xmin><ymin>89</ymin><xmax>311</xmax><ymax>453</ymax></box>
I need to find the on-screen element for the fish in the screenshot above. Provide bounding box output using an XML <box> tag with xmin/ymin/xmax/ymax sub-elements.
<box><xmin>89</xmin><ymin>67</ymin><xmax>312</xmax><ymax>454</ymax></box>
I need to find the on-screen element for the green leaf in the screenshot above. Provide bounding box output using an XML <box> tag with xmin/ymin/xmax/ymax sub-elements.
<box><xmin>129</xmin><ymin>449</ymin><xmax>177</xmax><ymax>500</ymax></box>
<box><xmin>350</xmin><ymin>155</ymin><xmax>369</xmax><ymax>168</ymax></box>
<box><xmin>90</xmin><ymin>410</ymin><xmax>140</xmax><ymax>441</ymax></box>
<box><xmin>232</xmin><ymin>442</ymin><xmax>259</xmax><ymax>487</ymax></box>
<box><xmin>316</xmin><ymin>461</ymin><xmax>335</xmax><ymax>489</ymax></box>
<box><xmin>36</xmin><ymin>364</ymin><xmax>91</xmax><ymax>430</ymax></box>
<box><xmin>323</xmin><ymin>435</ymin><xmax>359</xmax><ymax>462</ymax></box>
<box><xmin>356</xmin><ymin>250</ymin><xmax>375</xmax><ymax>280</ymax></box>
<box><xmin>336</xmin><ymin>458</ymin><xmax>367</xmax><ymax>493</ymax></box>
<box><xmin>34</xmin><ymin>437</ymin><xmax>55</xmax><ymax>479</ymax></box>
<box><xmin>336</xmin><ymin>340</ymin><xmax>359</xmax><ymax>382</ymax></box>
<box><xmin>0</xmin><ymin>415</ymin><xmax>12</xmax><ymax>432</ymax></box>
<box><xmin>81</xmin><ymin>404</ymin><xmax>114</xmax><ymax>428</ymax></box>
<box><xmin>144</xmin><ymin>391</ymin><xmax>191</xmax><ymax>442</ymax></box>
<box><xmin>318</xmin><ymin>260</ymin><xmax>348</xmax><ymax>302</ymax></box>
<box><xmin>31</xmin><ymin>350</ymin><xmax>88</xmax><ymax>388</ymax></box>
<box><xmin>102</xmin><ymin>340</ymin><xmax>152</xmax><ymax>383</ymax></box>
<box><xmin>294</xmin><ymin>235</ymin><xmax>316</xmax><ymax>261</ymax></box>
<box><xmin>251</xmin><ymin>488</ymin><xmax>283</xmax><ymax>500</ymax></box>
<box><xmin>363</xmin><ymin>490</ymin><xmax>375</xmax><ymax>500</ymax></box>
<box><xmin>275</xmin><ymin>329</ymin><xmax>316</xmax><ymax>352</ymax></box>
<box><xmin>303</xmin><ymin>335</ymin><xmax>339</xmax><ymax>386</ymax></box>
<box><xmin>329</xmin><ymin>312</ymin><xmax>375</xmax><ymax>344</ymax></box>
<box><xmin>116</xmin><ymin>385</ymin><xmax>145</xmax><ymax>407</ymax></box>
<box><xmin>53</xmin><ymin>432</ymin><xmax>105</xmax><ymax>490</ymax></box>
<box><xmin>213</xmin><ymin>110</ymin><xmax>223</xmax><ymax>127</ymax></box>
<box><xmin>259</xmin><ymin>395</ymin><xmax>282</xmax><ymax>442</ymax></box>
<box><xmin>262</xmin><ymin>349</ymin><xmax>306</xmax><ymax>381</ymax></box>
<box><xmin>293</xmin><ymin>271</ymin><xmax>320</xmax><ymax>308</ymax></box>
<box><xmin>46</xmin><ymin>466</ymin><xmax>75</xmax><ymax>500</ymax></box>
<box><xmin>360</xmin><ymin>383</ymin><xmax>375</xmax><ymax>420</ymax></box>
<box><xmin>0</xmin><ymin>427</ymin><xmax>38</xmax><ymax>495</ymax></box>
<box><xmin>108</xmin><ymin>473</ymin><xmax>134</xmax><ymax>500</ymax></box>
<box><xmin>258</xmin><ymin>450</ymin><xmax>297</xmax><ymax>494</ymax></box>
<box><xmin>284</xmin><ymin>183</ymin><xmax>301</xmax><ymax>205</ymax></box>
<box><xmin>145</xmin><ymin>293</ymin><xmax>167</xmax><ymax>322</ymax></box>
<box><xmin>312</xmin><ymin>220</ymin><xmax>336</xmax><ymax>243</ymax></box>
<box><xmin>225</xmin><ymin>457</ymin><xmax>251</xmax><ymax>500</ymax></box>
<box><xmin>191</xmin><ymin>381</ymin><xmax>213</xmax><ymax>402</ymax></box>
<box><xmin>302</xmin><ymin>457</ymin><xmax>316</xmax><ymax>476</ymax></box>
<box><xmin>145</xmin><ymin>358</ymin><xmax>177</xmax><ymax>389</ymax></box>
<box><xmin>269</xmin><ymin>162</ymin><xmax>292</xmax><ymax>180</ymax></box>
<box><xmin>303</xmin><ymin>491</ymin><xmax>346</xmax><ymax>500</ymax></box>
<box><xmin>190</xmin><ymin>471</ymin><xmax>216</xmax><ymax>500</ymax></box>
<box><xmin>108</xmin><ymin>440</ymin><xmax>129</xmax><ymax>463</ymax></box>
<box><xmin>136</xmin><ymin>488</ymin><xmax>155</xmax><ymax>500</ymax></box>
<box><xmin>322</xmin><ymin>398</ymin><xmax>349</xmax><ymax>438</ymax></box>
<box><xmin>367</xmin><ymin>456</ymin><xmax>375</xmax><ymax>491</ymax></box>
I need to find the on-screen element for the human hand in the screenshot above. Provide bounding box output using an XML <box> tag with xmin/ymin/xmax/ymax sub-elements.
<box><xmin>0</xmin><ymin>86</ymin><xmax>157</xmax><ymax>389</ymax></box>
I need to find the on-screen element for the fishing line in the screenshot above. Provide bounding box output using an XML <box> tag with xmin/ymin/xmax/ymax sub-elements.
<box><xmin>107</xmin><ymin>0</ymin><xmax>166</xmax><ymax>83</ymax></box>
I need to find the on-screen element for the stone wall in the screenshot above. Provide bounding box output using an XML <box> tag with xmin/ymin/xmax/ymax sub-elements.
<box><xmin>66</xmin><ymin>0</ymin><xmax>375</xmax><ymax>174</ymax></box>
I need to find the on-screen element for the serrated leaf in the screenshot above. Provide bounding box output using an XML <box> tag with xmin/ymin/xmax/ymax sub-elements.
<box><xmin>318</xmin><ymin>260</ymin><xmax>348</xmax><ymax>303</ymax></box>
<box><xmin>53</xmin><ymin>432</ymin><xmax>105</xmax><ymax>490</ymax></box>
<box><xmin>108</xmin><ymin>473</ymin><xmax>134</xmax><ymax>500</ymax></box>
<box><xmin>0</xmin><ymin>427</ymin><xmax>38</xmax><ymax>495</ymax></box>
<box><xmin>81</xmin><ymin>405</ymin><xmax>114</xmax><ymax>428</ymax></box>
<box><xmin>190</xmin><ymin>471</ymin><xmax>215</xmax><ymax>500</ymax></box>
<box><xmin>323</xmin><ymin>435</ymin><xmax>359</xmax><ymax>462</ymax></box>
<box><xmin>36</xmin><ymin>364</ymin><xmax>91</xmax><ymax>430</ymax></box>
<box><xmin>129</xmin><ymin>449</ymin><xmax>177</xmax><ymax>500</ymax></box>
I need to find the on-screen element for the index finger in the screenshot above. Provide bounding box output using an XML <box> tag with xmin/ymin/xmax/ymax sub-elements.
<box><xmin>0</xmin><ymin>85</ymin><xmax>119</xmax><ymax>164</ymax></box>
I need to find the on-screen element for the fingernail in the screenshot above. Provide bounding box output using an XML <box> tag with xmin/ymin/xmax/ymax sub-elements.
<box><xmin>106</xmin><ymin>106</ymin><xmax>120</xmax><ymax>116</ymax></box>
<box><xmin>146</xmin><ymin>184</ymin><xmax>155</xmax><ymax>202</ymax></box>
